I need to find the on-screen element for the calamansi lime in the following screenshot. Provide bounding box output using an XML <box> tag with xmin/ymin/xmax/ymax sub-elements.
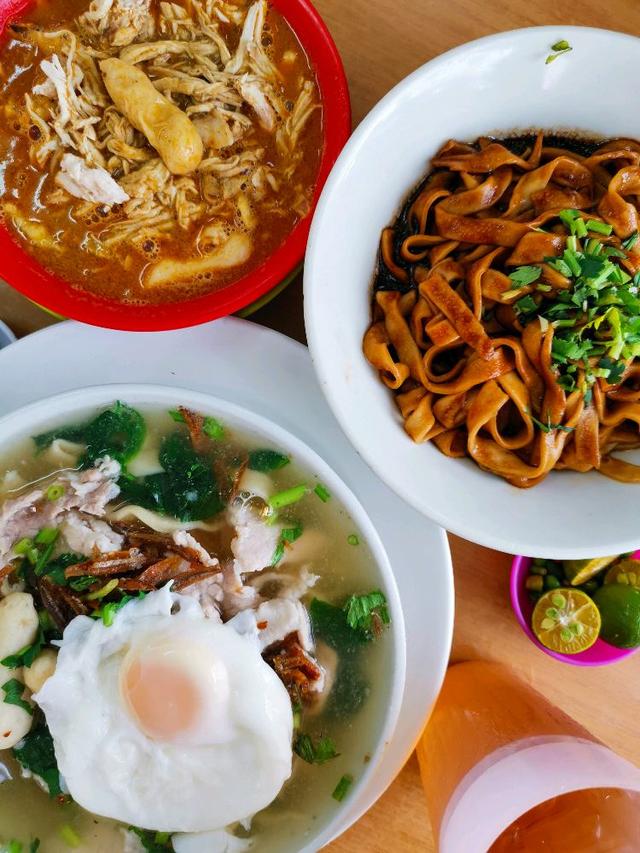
<box><xmin>562</xmin><ymin>556</ymin><xmax>618</xmax><ymax>586</ymax></box>
<box><xmin>593</xmin><ymin>584</ymin><xmax>640</xmax><ymax>649</ymax></box>
<box><xmin>531</xmin><ymin>589</ymin><xmax>601</xmax><ymax>655</ymax></box>
<box><xmin>604</xmin><ymin>558</ymin><xmax>640</xmax><ymax>589</ymax></box>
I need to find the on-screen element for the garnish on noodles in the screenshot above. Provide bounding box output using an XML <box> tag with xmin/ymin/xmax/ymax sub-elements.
<box><xmin>364</xmin><ymin>133</ymin><xmax>640</xmax><ymax>488</ymax></box>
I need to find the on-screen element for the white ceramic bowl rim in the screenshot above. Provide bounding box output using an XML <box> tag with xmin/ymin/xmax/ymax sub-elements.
<box><xmin>305</xmin><ymin>25</ymin><xmax>640</xmax><ymax>559</ymax></box>
<box><xmin>0</xmin><ymin>382</ymin><xmax>406</xmax><ymax>851</ymax></box>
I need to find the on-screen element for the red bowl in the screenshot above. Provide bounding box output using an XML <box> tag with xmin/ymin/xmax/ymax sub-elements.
<box><xmin>0</xmin><ymin>0</ymin><xmax>351</xmax><ymax>330</ymax></box>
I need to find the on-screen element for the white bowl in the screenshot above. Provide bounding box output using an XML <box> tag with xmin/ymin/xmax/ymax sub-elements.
<box><xmin>0</xmin><ymin>383</ymin><xmax>406</xmax><ymax>852</ymax></box>
<box><xmin>305</xmin><ymin>25</ymin><xmax>640</xmax><ymax>560</ymax></box>
<box><xmin>0</xmin><ymin>319</ymin><xmax>15</xmax><ymax>349</ymax></box>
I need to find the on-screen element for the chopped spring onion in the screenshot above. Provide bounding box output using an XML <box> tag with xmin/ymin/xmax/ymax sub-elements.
<box><xmin>86</xmin><ymin>579</ymin><xmax>119</xmax><ymax>601</ymax></box>
<box><xmin>58</xmin><ymin>825</ymin><xmax>81</xmax><ymax>849</ymax></box>
<box><xmin>332</xmin><ymin>774</ymin><xmax>354</xmax><ymax>802</ymax></box>
<box><xmin>13</xmin><ymin>538</ymin><xmax>33</xmax><ymax>556</ymax></box>
<box><xmin>347</xmin><ymin>534</ymin><xmax>360</xmax><ymax>546</ymax></box>
<box><xmin>35</xmin><ymin>527</ymin><xmax>59</xmax><ymax>546</ymax></box>
<box><xmin>46</xmin><ymin>484</ymin><xmax>65</xmax><ymax>501</ymax></box>
<box><xmin>585</xmin><ymin>219</ymin><xmax>613</xmax><ymax>236</ymax></box>
<box><xmin>545</xmin><ymin>39</ymin><xmax>572</xmax><ymax>63</ymax></box>
<box><xmin>313</xmin><ymin>483</ymin><xmax>331</xmax><ymax>503</ymax></box>
<box><xmin>293</xmin><ymin>733</ymin><xmax>339</xmax><ymax>764</ymax></box>
<box><xmin>268</xmin><ymin>484</ymin><xmax>308</xmax><ymax>510</ymax></box>
<box><xmin>623</xmin><ymin>231</ymin><xmax>640</xmax><ymax>251</ymax></box>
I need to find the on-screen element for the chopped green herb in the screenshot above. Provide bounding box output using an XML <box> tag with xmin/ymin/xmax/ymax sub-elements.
<box><xmin>1</xmin><ymin>626</ymin><xmax>45</xmax><ymax>669</ymax></box>
<box><xmin>313</xmin><ymin>483</ymin><xmax>331</xmax><ymax>503</ymax></box>
<box><xmin>623</xmin><ymin>232</ymin><xmax>639</xmax><ymax>251</ymax></box>
<box><xmin>30</xmin><ymin>841</ymin><xmax>40</xmax><ymax>853</ymax></box>
<box><xmin>271</xmin><ymin>524</ymin><xmax>303</xmax><ymax>566</ymax></box>
<box><xmin>293</xmin><ymin>733</ymin><xmax>339</xmax><ymax>764</ymax></box>
<box><xmin>5</xmin><ymin>841</ymin><xmax>22</xmax><ymax>853</ymax></box>
<box><xmin>35</xmin><ymin>527</ymin><xmax>59</xmax><ymax>547</ymax></box>
<box><xmin>514</xmin><ymin>295</ymin><xmax>538</xmax><ymax>317</ymax></box>
<box><xmin>43</xmin><ymin>553</ymin><xmax>85</xmax><ymax>587</ymax></box>
<box><xmin>545</xmin><ymin>39</ymin><xmax>572</xmax><ymax>63</ymax></box>
<box><xmin>68</xmin><ymin>575</ymin><xmax>98</xmax><ymax>592</ymax></box>
<box><xmin>203</xmin><ymin>416</ymin><xmax>224</xmax><ymax>440</ymax></box>
<box><xmin>585</xmin><ymin>219</ymin><xmax>613</xmax><ymax>236</ymax></box>
<box><xmin>508</xmin><ymin>265</ymin><xmax>541</xmax><ymax>287</ymax></box>
<box><xmin>12</xmin><ymin>723</ymin><xmax>61</xmax><ymax>797</ymax></box>
<box><xmin>527</xmin><ymin>410</ymin><xmax>575</xmax><ymax>434</ymax></box>
<box><xmin>58</xmin><ymin>825</ymin><xmax>80</xmax><ymax>849</ymax></box>
<box><xmin>13</xmin><ymin>538</ymin><xmax>33</xmax><ymax>556</ymax></box>
<box><xmin>344</xmin><ymin>590</ymin><xmax>390</xmax><ymax>636</ymax></box>
<box><xmin>247</xmin><ymin>449</ymin><xmax>290</xmax><ymax>472</ymax></box>
<box><xmin>99</xmin><ymin>592</ymin><xmax>146</xmax><ymax>627</ymax></box>
<box><xmin>292</xmin><ymin>702</ymin><xmax>302</xmax><ymax>730</ymax></box>
<box><xmin>332</xmin><ymin>774</ymin><xmax>354</xmax><ymax>802</ymax></box>
<box><xmin>1</xmin><ymin>679</ymin><xmax>32</xmax><ymax>715</ymax></box>
<box><xmin>168</xmin><ymin>409</ymin><xmax>185</xmax><ymax>423</ymax></box>
<box><xmin>268</xmin><ymin>484</ymin><xmax>308</xmax><ymax>510</ymax></box>
<box><xmin>45</xmin><ymin>484</ymin><xmax>65</xmax><ymax>501</ymax></box>
<box><xmin>347</xmin><ymin>534</ymin><xmax>360</xmax><ymax>546</ymax></box>
<box><xmin>127</xmin><ymin>827</ymin><xmax>173</xmax><ymax>852</ymax></box>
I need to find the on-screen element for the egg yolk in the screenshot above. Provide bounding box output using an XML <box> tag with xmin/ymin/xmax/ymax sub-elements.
<box><xmin>122</xmin><ymin>657</ymin><xmax>201</xmax><ymax>741</ymax></box>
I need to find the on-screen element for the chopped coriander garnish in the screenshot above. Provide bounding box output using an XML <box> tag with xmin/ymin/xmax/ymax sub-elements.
<box><xmin>514</xmin><ymin>294</ymin><xmax>538</xmax><ymax>317</ymax></box>
<box><xmin>168</xmin><ymin>409</ymin><xmax>185</xmax><ymax>423</ymax></box>
<box><xmin>344</xmin><ymin>590</ymin><xmax>390</xmax><ymax>636</ymax></box>
<box><xmin>127</xmin><ymin>828</ymin><xmax>173</xmax><ymax>852</ymax></box>
<box><xmin>508</xmin><ymin>265</ymin><xmax>541</xmax><ymax>287</ymax></box>
<box><xmin>545</xmin><ymin>39</ymin><xmax>572</xmax><ymax>63</ymax></box>
<box><xmin>247</xmin><ymin>449</ymin><xmax>290</xmax><ymax>472</ymax></box>
<box><xmin>332</xmin><ymin>774</ymin><xmax>354</xmax><ymax>802</ymax></box>
<box><xmin>347</xmin><ymin>534</ymin><xmax>360</xmax><ymax>546</ymax></box>
<box><xmin>293</xmin><ymin>733</ymin><xmax>339</xmax><ymax>764</ymax></box>
<box><xmin>58</xmin><ymin>825</ymin><xmax>80</xmax><ymax>849</ymax></box>
<box><xmin>313</xmin><ymin>483</ymin><xmax>331</xmax><ymax>502</ymax></box>
<box><xmin>2</xmin><ymin>678</ymin><xmax>32</xmax><ymax>715</ymax></box>
<box><xmin>98</xmin><ymin>592</ymin><xmax>146</xmax><ymax>626</ymax></box>
<box><xmin>268</xmin><ymin>484</ymin><xmax>308</xmax><ymax>510</ymax></box>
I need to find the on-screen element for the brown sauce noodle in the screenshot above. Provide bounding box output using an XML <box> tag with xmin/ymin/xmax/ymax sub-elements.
<box><xmin>364</xmin><ymin>133</ymin><xmax>640</xmax><ymax>488</ymax></box>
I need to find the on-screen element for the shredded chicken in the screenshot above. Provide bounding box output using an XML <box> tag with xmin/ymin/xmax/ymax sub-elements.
<box><xmin>56</xmin><ymin>152</ymin><xmax>130</xmax><ymax>204</ymax></box>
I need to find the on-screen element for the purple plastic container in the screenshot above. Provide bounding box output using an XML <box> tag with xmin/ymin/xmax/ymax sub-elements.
<box><xmin>510</xmin><ymin>553</ymin><xmax>640</xmax><ymax>667</ymax></box>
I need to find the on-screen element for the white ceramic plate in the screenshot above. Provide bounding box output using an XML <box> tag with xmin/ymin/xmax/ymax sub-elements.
<box><xmin>0</xmin><ymin>318</ymin><xmax>453</xmax><ymax>844</ymax></box>
<box><xmin>305</xmin><ymin>26</ymin><xmax>640</xmax><ymax>560</ymax></box>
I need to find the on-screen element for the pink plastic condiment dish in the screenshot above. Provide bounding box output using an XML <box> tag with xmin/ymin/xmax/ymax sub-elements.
<box><xmin>510</xmin><ymin>552</ymin><xmax>640</xmax><ymax>667</ymax></box>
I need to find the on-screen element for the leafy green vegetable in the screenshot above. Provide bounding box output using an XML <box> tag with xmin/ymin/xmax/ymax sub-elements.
<box><xmin>314</xmin><ymin>483</ymin><xmax>331</xmax><ymax>503</ymax></box>
<box><xmin>13</xmin><ymin>723</ymin><xmax>61</xmax><ymax>796</ymax></box>
<box><xmin>545</xmin><ymin>39</ymin><xmax>572</xmax><ymax>63</ymax></box>
<box><xmin>1</xmin><ymin>626</ymin><xmax>45</xmax><ymax>669</ymax></box>
<box><xmin>344</xmin><ymin>591</ymin><xmax>390</xmax><ymax>636</ymax></box>
<box><xmin>119</xmin><ymin>431</ymin><xmax>223</xmax><ymax>521</ymax></box>
<box><xmin>293</xmin><ymin>733</ymin><xmax>339</xmax><ymax>764</ymax></box>
<box><xmin>127</xmin><ymin>828</ymin><xmax>173</xmax><ymax>852</ymax></box>
<box><xmin>2</xmin><ymin>679</ymin><xmax>32</xmax><ymax>715</ymax></box>
<box><xmin>42</xmin><ymin>553</ymin><xmax>85</xmax><ymax>587</ymax></box>
<box><xmin>30</xmin><ymin>842</ymin><xmax>40</xmax><ymax>853</ymax></box>
<box><xmin>247</xmin><ymin>449</ymin><xmax>290</xmax><ymax>472</ymax></box>
<box><xmin>508</xmin><ymin>265</ymin><xmax>541</xmax><ymax>287</ymax></box>
<box><xmin>332</xmin><ymin>774</ymin><xmax>354</xmax><ymax>802</ymax></box>
<box><xmin>33</xmin><ymin>402</ymin><xmax>145</xmax><ymax>468</ymax></box>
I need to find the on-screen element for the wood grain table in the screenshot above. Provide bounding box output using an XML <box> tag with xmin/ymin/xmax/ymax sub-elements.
<box><xmin>3</xmin><ymin>0</ymin><xmax>640</xmax><ymax>850</ymax></box>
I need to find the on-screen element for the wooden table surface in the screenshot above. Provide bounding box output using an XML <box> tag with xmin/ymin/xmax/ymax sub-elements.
<box><xmin>3</xmin><ymin>0</ymin><xmax>640</xmax><ymax>850</ymax></box>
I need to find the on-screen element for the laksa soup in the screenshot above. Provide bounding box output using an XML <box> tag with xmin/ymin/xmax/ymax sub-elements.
<box><xmin>0</xmin><ymin>400</ymin><xmax>393</xmax><ymax>852</ymax></box>
<box><xmin>0</xmin><ymin>0</ymin><xmax>323</xmax><ymax>304</ymax></box>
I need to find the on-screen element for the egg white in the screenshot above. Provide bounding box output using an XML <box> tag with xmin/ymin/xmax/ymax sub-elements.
<box><xmin>35</xmin><ymin>585</ymin><xmax>293</xmax><ymax>832</ymax></box>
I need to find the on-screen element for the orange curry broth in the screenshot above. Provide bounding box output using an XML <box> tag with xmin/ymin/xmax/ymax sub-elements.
<box><xmin>0</xmin><ymin>0</ymin><xmax>323</xmax><ymax>304</ymax></box>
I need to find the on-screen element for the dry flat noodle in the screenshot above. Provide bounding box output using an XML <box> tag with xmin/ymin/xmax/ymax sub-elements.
<box><xmin>364</xmin><ymin>133</ymin><xmax>640</xmax><ymax>488</ymax></box>
<box><xmin>0</xmin><ymin>0</ymin><xmax>322</xmax><ymax>304</ymax></box>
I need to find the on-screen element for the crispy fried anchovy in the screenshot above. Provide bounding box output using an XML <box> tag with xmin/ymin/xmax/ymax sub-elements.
<box><xmin>38</xmin><ymin>576</ymin><xmax>89</xmax><ymax>632</ymax></box>
<box><xmin>264</xmin><ymin>633</ymin><xmax>322</xmax><ymax>702</ymax></box>
<box><xmin>65</xmin><ymin>548</ymin><xmax>147</xmax><ymax>578</ymax></box>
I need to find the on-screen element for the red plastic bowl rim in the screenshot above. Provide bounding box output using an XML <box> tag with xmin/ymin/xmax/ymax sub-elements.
<box><xmin>510</xmin><ymin>553</ymin><xmax>640</xmax><ymax>667</ymax></box>
<box><xmin>0</xmin><ymin>0</ymin><xmax>351</xmax><ymax>331</ymax></box>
